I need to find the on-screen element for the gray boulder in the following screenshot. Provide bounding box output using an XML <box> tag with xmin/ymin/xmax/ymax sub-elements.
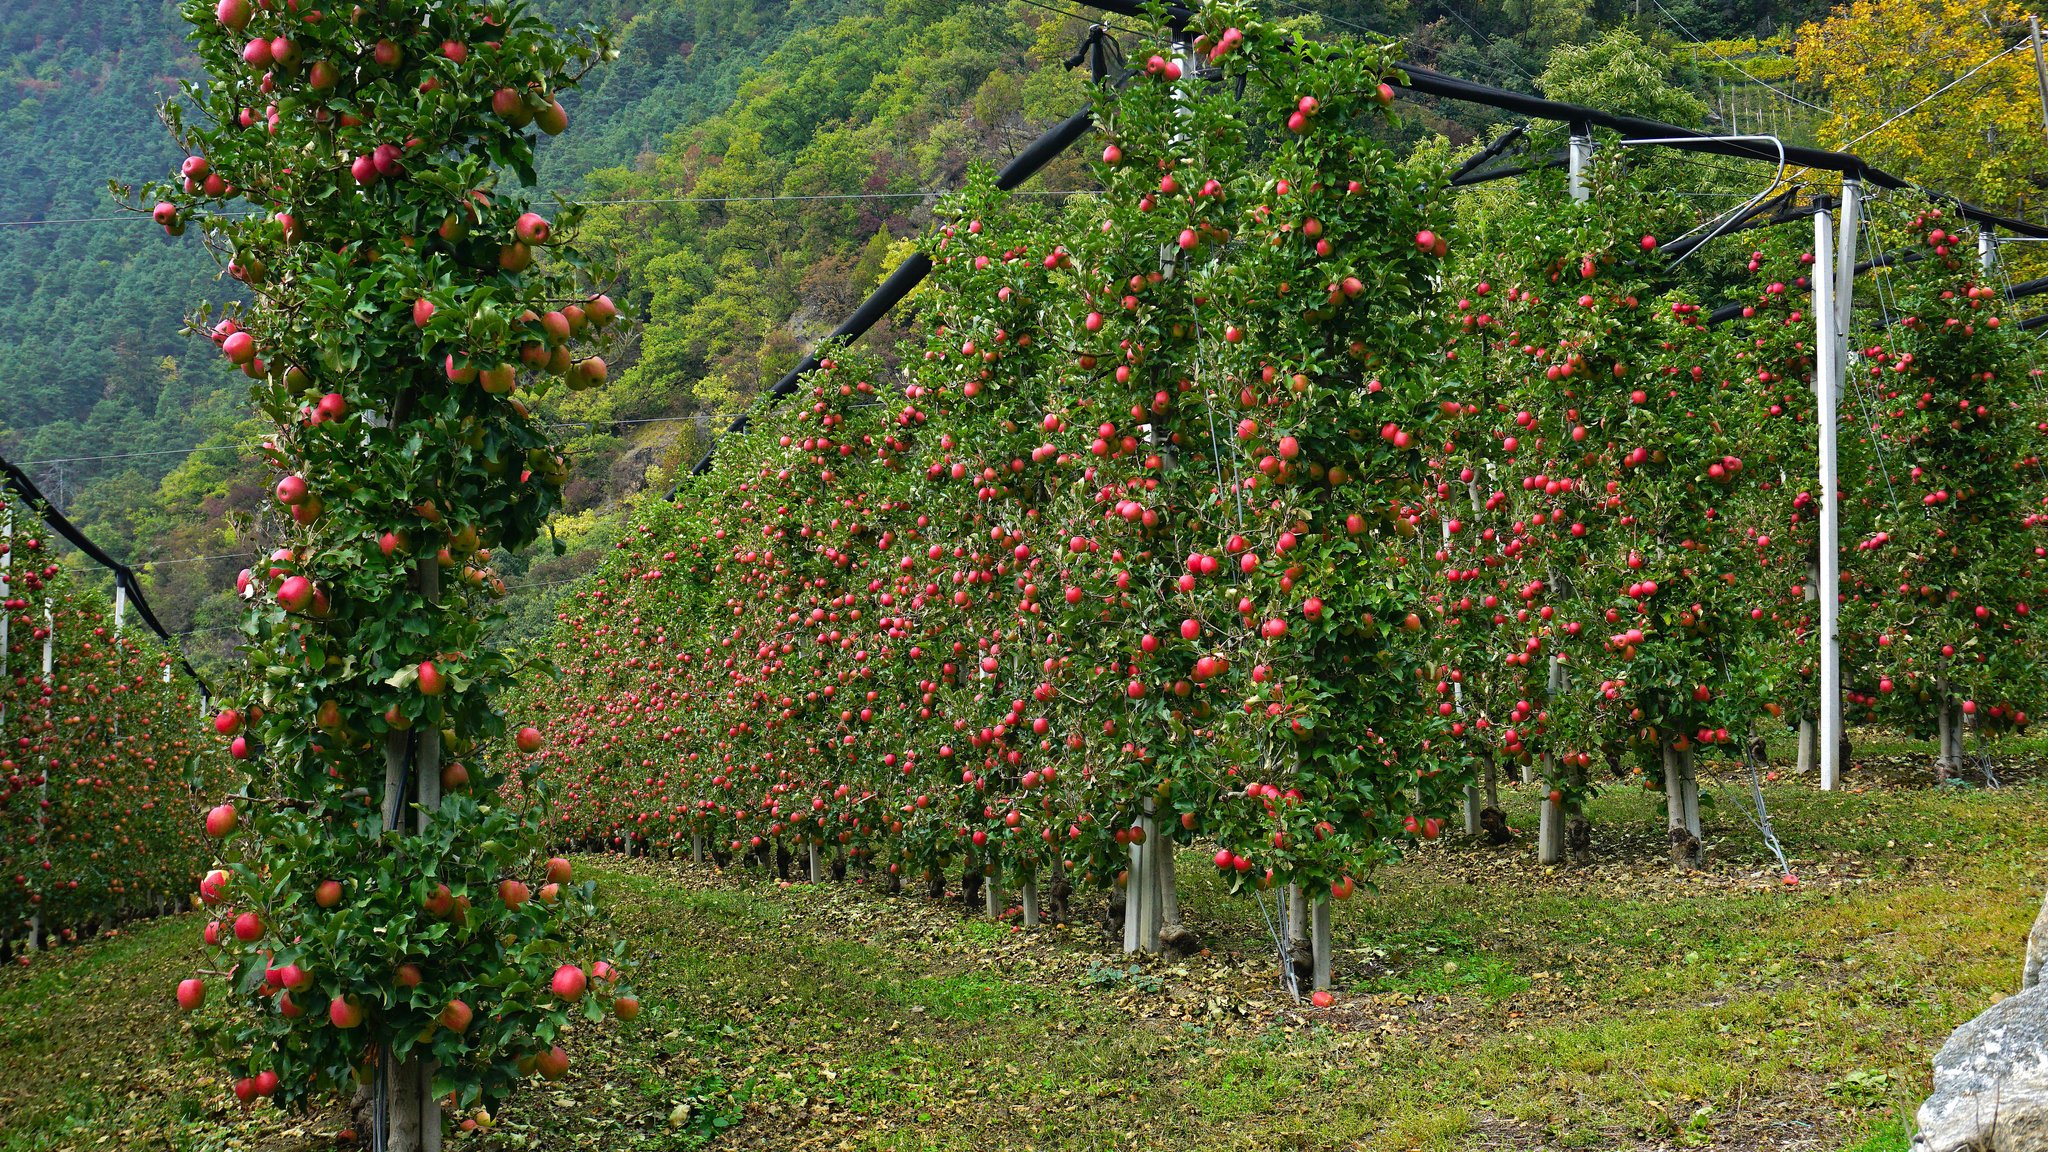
<box><xmin>1913</xmin><ymin>983</ymin><xmax>2048</xmax><ymax>1152</ymax></box>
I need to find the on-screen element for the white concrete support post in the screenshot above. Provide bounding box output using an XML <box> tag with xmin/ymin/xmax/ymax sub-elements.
<box><xmin>808</xmin><ymin>842</ymin><xmax>821</xmax><ymax>883</ymax></box>
<box><xmin>983</xmin><ymin>866</ymin><xmax>1003</xmax><ymax>918</ymax></box>
<box><xmin>30</xmin><ymin>599</ymin><xmax>53</xmax><ymax>950</ymax></box>
<box><xmin>1537</xmin><ymin>755</ymin><xmax>1562</xmax><ymax>864</ymax></box>
<box><xmin>1980</xmin><ymin>226</ymin><xmax>1997</xmax><ymax>274</ymax></box>
<box><xmin>1122</xmin><ymin>806</ymin><xmax>1162</xmax><ymax>954</ymax></box>
<box><xmin>691</xmin><ymin>832</ymin><xmax>704</xmax><ymax>864</ymax></box>
<box><xmin>1537</xmin><ymin>657</ymin><xmax>1568</xmax><ymax>864</ymax></box>
<box><xmin>1</xmin><ymin>506</ymin><xmax>12</xmax><ymax>735</ymax></box>
<box><xmin>1815</xmin><ymin>194</ymin><xmax>1843</xmax><ymax>792</ymax></box>
<box><xmin>414</xmin><ymin>556</ymin><xmax>443</xmax><ymax>837</ymax></box>
<box><xmin>1567</xmin><ymin>124</ymin><xmax>1594</xmax><ymax>204</ymax></box>
<box><xmin>1020</xmin><ymin>876</ymin><xmax>1040</xmax><ymax>928</ymax></box>
<box><xmin>1311</xmin><ymin>893</ymin><xmax>1333</xmax><ymax>991</ymax></box>
<box><xmin>1462</xmin><ymin>783</ymin><xmax>1482</xmax><ymax>835</ymax></box>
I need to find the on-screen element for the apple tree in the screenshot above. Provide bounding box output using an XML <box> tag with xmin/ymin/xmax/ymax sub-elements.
<box><xmin>143</xmin><ymin>0</ymin><xmax>634</xmax><ymax>1140</ymax></box>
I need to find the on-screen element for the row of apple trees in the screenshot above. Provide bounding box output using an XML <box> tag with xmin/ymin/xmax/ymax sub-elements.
<box><xmin>0</xmin><ymin>491</ymin><xmax>232</xmax><ymax>960</ymax></box>
<box><xmin>521</xmin><ymin>6</ymin><xmax>2047</xmax><ymax>931</ymax></box>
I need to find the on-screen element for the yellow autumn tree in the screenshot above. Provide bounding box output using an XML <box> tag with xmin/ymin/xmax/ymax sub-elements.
<box><xmin>1795</xmin><ymin>0</ymin><xmax>2047</xmax><ymax>217</ymax></box>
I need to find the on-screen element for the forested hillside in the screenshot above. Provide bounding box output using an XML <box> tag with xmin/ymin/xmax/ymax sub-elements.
<box><xmin>0</xmin><ymin>0</ymin><xmax>1853</xmax><ymax>670</ymax></box>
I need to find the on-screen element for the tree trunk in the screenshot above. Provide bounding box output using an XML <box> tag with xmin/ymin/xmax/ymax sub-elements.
<box><xmin>1157</xmin><ymin>839</ymin><xmax>1196</xmax><ymax>955</ymax></box>
<box><xmin>1664</xmin><ymin>737</ymin><xmax>1702</xmax><ymax>872</ymax></box>
<box><xmin>1564</xmin><ymin>755</ymin><xmax>1593</xmax><ymax>866</ymax></box>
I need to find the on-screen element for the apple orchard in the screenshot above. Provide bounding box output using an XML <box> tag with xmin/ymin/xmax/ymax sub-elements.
<box><xmin>0</xmin><ymin>0</ymin><xmax>2040</xmax><ymax>1139</ymax></box>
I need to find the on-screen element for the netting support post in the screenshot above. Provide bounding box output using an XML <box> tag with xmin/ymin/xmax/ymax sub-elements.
<box><xmin>1815</xmin><ymin>188</ymin><xmax>1847</xmax><ymax>792</ymax></box>
<box><xmin>0</xmin><ymin>506</ymin><xmax>11</xmax><ymax>737</ymax></box>
<box><xmin>1462</xmin><ymin>784</ymin><xmax>1482</xmax><ymax>835</ymax></box>
<box><xmin>30</xmin><ymin>599</ymin><xmax>52</xmax><ymax>951</ymax></box>
<box><xmin>1311</xmin><ymin>893</ymin><xmax>1332</xmax><ymax>992</ymax></box>
<box><xmin>983</xmin><ymin>868</ymin><xmax>1003</xmax><ymax>920</ymax></box>
<box><xmin>1122</xmin><ymin>805</ymin><xmax>1162</xmax><ymax>954</ymax></box>
<box><xmin>1537</xmin><ymin>754</ymin><xmax>1563</xmax><ymax>864</ymax></box>
<box><xmin>1567</xmin><ymin>123</ymin><xmax>1593</xmax><ymax>203</ymax></box>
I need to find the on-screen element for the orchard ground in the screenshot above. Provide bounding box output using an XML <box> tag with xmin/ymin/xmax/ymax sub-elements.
<box><xmin>3</xmin><ymin>738</ymin><xmax>2043</xmax><ymax>1152</ymax></box>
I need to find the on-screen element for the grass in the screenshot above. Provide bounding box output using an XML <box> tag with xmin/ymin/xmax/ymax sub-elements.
<box><xmin>2</xmin><ymin>752</ymin><xmax>2041</xmax><ymax>1151</ymax></box>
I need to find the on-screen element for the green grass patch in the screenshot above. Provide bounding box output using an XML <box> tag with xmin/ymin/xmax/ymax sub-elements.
<box><xmin>2</xmin><ymin>774</ymin><xmax>2038</xmax><ymax>1150</ymax></box>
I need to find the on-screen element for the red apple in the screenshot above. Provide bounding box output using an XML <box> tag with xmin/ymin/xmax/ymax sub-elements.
<box><xmin>177</xmin><ymin>977</ymin><xmax>206</xmax><ymax>1010</ymax></box>
<box><xmin>329</xmin><ymin>995</ymin><xmax>365</xmax><ymax>1028</ymax></box>
<box><xmin>206</xmin><ymin>803</ymin><xmax>237</xmax><ymax>838</ymax></box>
<box><xmin>492</xmin><ymin>87</ymin><xmax>532</xmax><ymax>126</ymax></box>
<box><xmin>514</xmin><ymin>212</ymin><xmax>550</xmax><ymax>245</ymax></box>
<box><xmin>438</xmin><ymin>999</ymin><xmax>473</xmax><ymax>1034</ymax></box>
<box><xmin>277</xmin><ymin>575</ymin><xmax>315</xmax><ymax>612</ymax></box>
<box><xmin>551</xmin><ymin>964</ymin><xmax>587</xmax><ymax>1002</ymax></box>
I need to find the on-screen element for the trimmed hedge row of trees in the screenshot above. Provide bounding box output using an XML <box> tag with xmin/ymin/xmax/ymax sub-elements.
<box><xmin>1</xmin><ymin>491</ymin><xmax>230</xmax><ymax>960</ymax></box>
<box><xmin>518</xmin><ymin>1</ymin><xmax>2048</xmax><ymax>967</ymax></box>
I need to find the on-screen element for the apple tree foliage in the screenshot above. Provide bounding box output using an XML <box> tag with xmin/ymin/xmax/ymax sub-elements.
<box><xmin>1837</xmin><ymin>203</ymin><xmax>2048</xmax><ymax>742</ymax></box>
<box><xmin>142</xmin><ymin>0</ymin><xmax>633</xmax><ymax>1120</ymax></box>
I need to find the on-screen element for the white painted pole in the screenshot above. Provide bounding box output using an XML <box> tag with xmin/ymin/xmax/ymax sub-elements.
<box><xmin>31</xmin><ymin>600</ymin><xmax>53</xmax><ymax>950</ymax></box>
<box><xmin>1815</xmin><ymin>195</ymin><xmax>1841</xmax><ymax>792</ymax></box>
<box><xmin>1567</xmin><ymin>124</ymin><xmax>1593</xmax><ymax>203</ymax></box>
<box><xmin>1311</xmin><ymin>893</ymin><xmax>1332</xmax><ymax>991</ymax></box>
<box><xmin>0</xmin><ymin>506</ymin><xmax>11</xmax><ymax>734</ymax></box>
